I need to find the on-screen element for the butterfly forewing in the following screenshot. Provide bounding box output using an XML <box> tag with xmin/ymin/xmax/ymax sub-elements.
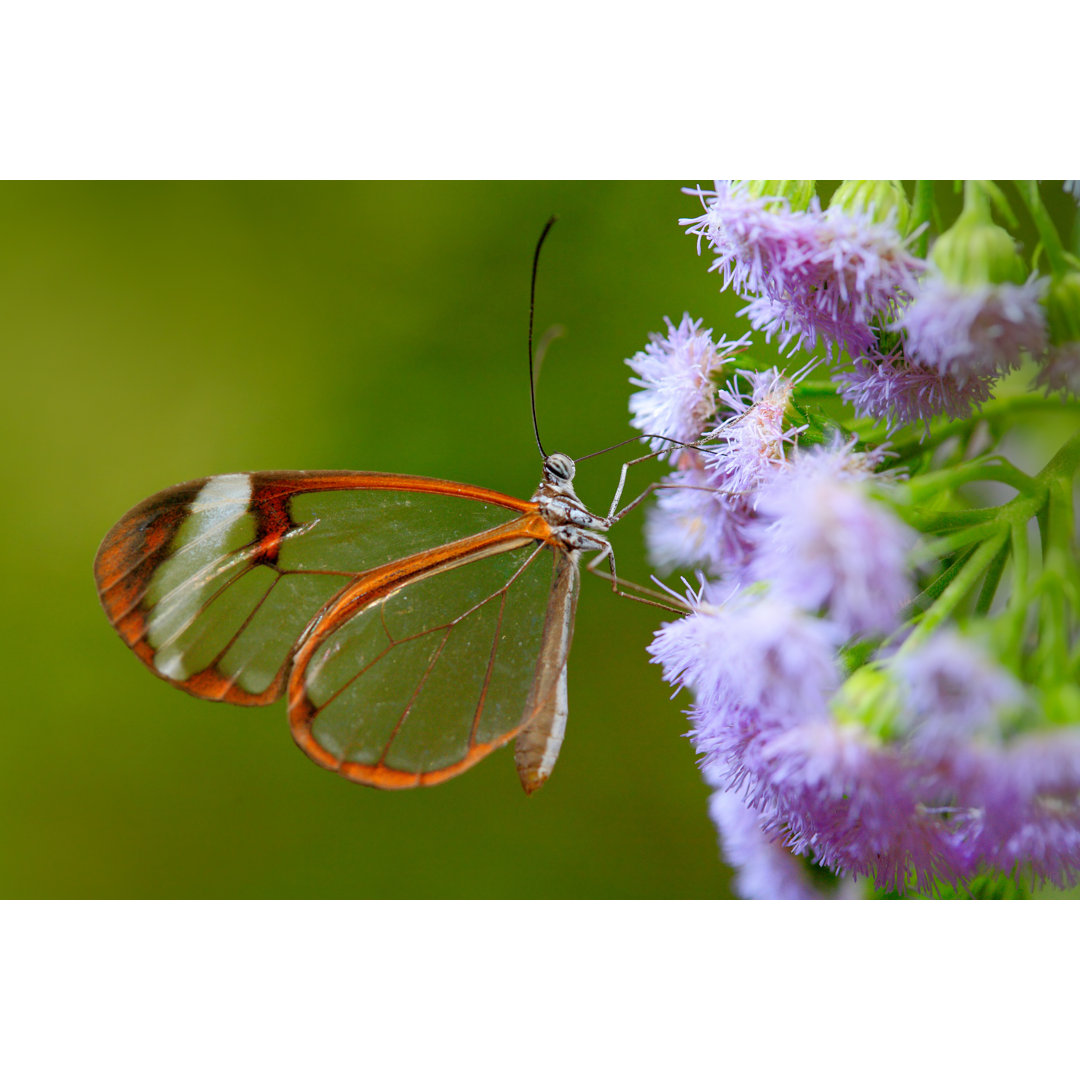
<box><xmin>278</xmin><ymin>485</ymin><xmax>518</xmax><ymax>571</ymax></box>
<box><xmin>95</xmin><ymin>471</ymin><xmax>533</xmax><ymax>706</ymax></box>
<box><xmin>290</xmin><ymin>541</ymin><xmax>553</xmax><ymax>787</ymax></box>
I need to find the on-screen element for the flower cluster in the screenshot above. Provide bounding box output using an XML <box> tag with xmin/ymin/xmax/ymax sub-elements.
<box><xmin>627</xmin><ymin>314</ymin><xmax>751</xmax><ymax>454</ymax></box>
<box><xmin>627</xmin><ymin>180</ymin><xmax>1080</xmax><ymax>899</ymax></box>
<box><xmin>635</xmin><ymin>365</ymin><xmax>799</xmax><ymax>578</ymax></box>
<box><xmin>682</xmin><ymin>181</ymin><xmax>923</xmax><ymax>360</ymax></box>
<box><xmin>658</xmin><ymin>590</ymin><xmax>1080</xmax><ymax>895</ymax></box>
<box><xmin>682</xmin><ymin>181</ymin><xmax>1078</xmax><ymax>431</ymax></box>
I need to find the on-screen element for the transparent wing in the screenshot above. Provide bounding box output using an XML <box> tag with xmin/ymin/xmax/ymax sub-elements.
<box><xmin>289</xmin><ymin>541</ymin><xmax>554</xmax><ymax>787</ymax></box>
<box><xmin>94</xmin><ymin>471</ymin><xmax>532</xmax><ymax>704</ymax></box>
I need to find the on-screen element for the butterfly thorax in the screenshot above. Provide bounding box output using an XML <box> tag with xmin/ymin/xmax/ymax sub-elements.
<box><xmin>533</xmin><ymin>452</ymin><xmax>610</xmax><ymax>554</ymax></box>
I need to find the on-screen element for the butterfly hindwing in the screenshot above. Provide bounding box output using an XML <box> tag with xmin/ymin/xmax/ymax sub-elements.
<box><xmin>288</xmin><ymin>533</ymin><xmax>554</xmax><ymax>787</ymax></box>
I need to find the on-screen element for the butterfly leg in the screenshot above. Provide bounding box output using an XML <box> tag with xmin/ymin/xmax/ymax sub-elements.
<box><xmin>583</xmin><ymin>554</ymin><xmax>688</xmax><ymax>613</ymax></box>
<box><xmin>581</xmin><ymin>536</ymin><xmax>616</xmax><ymax>585</ymax></box>
<box><xmin>581</xmin><ymin>541</ymin><xmax>685</xmax><ymax>612</ymax></box>
<box><xmin>603</xmin><ymin>436</ymin><xmax>726</xmax><ymax>520</ymax></box>
<box><xmin>605</xmin><ymin>449</ymin><xmax>668</xmax><ymax>519</ymax></box>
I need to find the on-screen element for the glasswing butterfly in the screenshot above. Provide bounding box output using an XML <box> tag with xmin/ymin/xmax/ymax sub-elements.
<box><xmin>94</xmin><ymin>220</ymin><xmax>670</xmax><ymax>794</ymax></box>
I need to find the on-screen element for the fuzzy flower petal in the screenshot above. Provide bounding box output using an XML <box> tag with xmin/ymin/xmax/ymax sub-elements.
<box><xmin>893</xmin><ymin>630</ymin><xmax>1026</xmax><ymax>753</ymax></box>
<box><xmin>680</xmin><ymin>182</ymin><xmax>799</xmax><ymax>296</ymax></box>
<box><xmin>746</xmin><ymin>443</ymin><xmax>915</xmax><ymax>637</ymax></box>
<box><xmin>952</xmin><ymin>731</ymin><xmax>1080</xmax><ymax>886</ymax></box>
<box><xmin>627</xmin><ymin>313</ymin><xmax>751</xmax><ymax>455</ymax></box>
<box><xmin>835</xmin><ymin>352</ymin><xmax>996</xmax><ymax>432</ymax></box>
<box><xmin>687</xmin><ymin>699</ymin><xmax>970</xmax><ymax>893</ymax></box>
<box><xmin>705</xmin><ymin>368</ymin><xmax>798</xmax><ymax>494</ymax></box>
<box><xmin>749</xmin><ymin>720</ymin><xmax>970</xmax><ymax>892</ymax></box>
<box><xmin>897</xmin><ymin>275</ymin><xmax>1047</xmax><ymax>385</ymax></box>
<box><xmin>707</xmin><ymin>783</ymin><xmax>827</xmax><ymax>899</ymax></box>
<box><xmin>644</xmin><ymin>468</ymin><xmax>753</xmax><ymax>576</ymax></box>
<box><xmin>640</xmin><ymin>367</ymin><xmax>797</xmax><ymax>578</ymax></box>
<box><xmin>1034</xmin><ymin>341</ymin><xmax>1080</xmax><ymax>398</ymax></box>
<box><xmin>649</xmin><ymin>584</ymin><xmax>843</xmax><ymax>722</ymax></box>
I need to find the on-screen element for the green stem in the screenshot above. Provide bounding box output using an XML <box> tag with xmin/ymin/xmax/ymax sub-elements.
<box><xmin>1008</xmin><ymin>518</ymin><xmax>1031</xmax><ymax>613</ymax></box>
<box><xmin>911</xmin><ymin>180</ymin><xmax>934</xmax><ymax>259</ymax></box>
<box><xmin>1014</xmin><ymin>180</ymin><xmax>1070</xmax><ymax>277</ymax></box>
<box><xmin>1002</xmin><ymin>518</ymin><xmax>1031</xmax><ymax>660</ymax></box>
<box><xmin>897</xmin><ymin>506</ymin><xmax>1001</xmax><ymax>532</ymax></box>
<box><xmin>963</xmin><ymin>180</ymin><xmax>989</xmax><ymax>218</ymax></box>
<box><xmin>900</xmin><ymin>458</ymin><xmax>1036</xmax><ymax>501</ymax></box>
<box><xmin>793</xmin><ymin>382</ymin><xmax>843</xmax><ymax>396</ymax></box>
<box><xmin>1033</xmin><ymin>495</ymin><xmax>1070</xmax><ymax>682</ymax></box>
<box><xmin>975</xmin><ymin>537</ymin><xmax>1011</xmax><ymax>615</ymax></box>
<box><xmin>923</xmin><ymin>520</ymin><xmax>1007</xmax><ymax>560</ymax></box>
<box><xmin>901</xmin><ymin>429</ymin><xmax>1080</xmax><ymax>651</ymax></box>
<box><xmin>905</xmin><ymin>546</ymin><xmax>977</xmax><ymax>615</ymax></box>
<box><xmin>903</xmin><ymin>531</ymin><xmax>1009</xmax><ymax>651</ymax></box>
<box><xmin>1036</xmin><ymin>427</ymin><xmax>1080</xmax><ymax>485</ymax></box>
<box><xmin>1044</xmin><ymin>474</ymin><xmax>1080</xmax><ymax>609</ymax></box>
<box><xmin>886</xmin><ymin>395</ymin><xmax>1080</xmax><ymax>462</ymax></box>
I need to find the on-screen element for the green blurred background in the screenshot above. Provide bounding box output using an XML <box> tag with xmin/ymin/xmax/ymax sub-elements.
<box><xmin>0</xmin><ymin>181</ymin><xmax>745</xmax><ymax>898</ymax></box>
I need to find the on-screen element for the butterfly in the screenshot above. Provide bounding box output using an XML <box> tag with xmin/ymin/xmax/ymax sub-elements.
<box><xmin>94</xmin><ymin>454</ymin><xmax>615</xmax><ymax>794</ymax></box>
<box><xmin>93</xmin><ymin>219</ymin><xmax>666</xmax><ymax>794</ymax></box>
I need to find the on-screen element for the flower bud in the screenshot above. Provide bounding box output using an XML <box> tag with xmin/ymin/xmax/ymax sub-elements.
<box><xmin>1039</xmin><ymin>681</ymin><xmax>1080</xmax><ymax>728</ymax></box>
<box><xmin>929</xmin><ymin>209</ymin><xmax>1026</xmax><ymax>288</ymax></box>
<box><xmin>830</xmin><ymin>180</ymin><xmax>911</xmax><ymax>233</ymax></box>
<box><xmin>1043</xmin><ymin>270</ymin><xmax>1080</xmax><ymax>347</ymax></box>
<box><xmin>831</xmin><ymin>666</ymin><xmax>903</xmax><ymax>740</ymax></box>
<box><xmin>739</xmin><ymin>180</ymin><xmax>816</xmax><ymax>212</ymax></box>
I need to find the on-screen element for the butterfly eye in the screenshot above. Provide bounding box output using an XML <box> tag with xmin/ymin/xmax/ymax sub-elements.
<box><xmin>544</xmin><ymin>453</ymin><xmax>575</xmax><ymax>483</ymax></box>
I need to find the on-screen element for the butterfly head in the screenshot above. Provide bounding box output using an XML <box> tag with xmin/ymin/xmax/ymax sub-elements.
<box><xmin>536</xmin><ymin>451</ymin><xmax>606</xmax><ymax>532</ymax></box>
<box><xmin>542</xmin><ymin>452</ymin><xmax>576</xmax><ymax>488</ymax></box>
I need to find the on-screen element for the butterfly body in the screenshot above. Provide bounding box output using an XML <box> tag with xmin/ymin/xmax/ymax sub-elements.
<box><xmin>95</xmin><ymin>454</ymin><xmax>611</xmax><ymax>793</ymax></box>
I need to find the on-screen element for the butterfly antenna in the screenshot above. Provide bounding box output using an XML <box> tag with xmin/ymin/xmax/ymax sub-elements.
<box><xmin>573</xmin><ymin>434</ymin><xmax>719</xmax><ymax>463</ymax></box>
<box><xmin>529</xmin><ymin>215</ymin><xmax>558</xmax><ymax>459</ymax></box>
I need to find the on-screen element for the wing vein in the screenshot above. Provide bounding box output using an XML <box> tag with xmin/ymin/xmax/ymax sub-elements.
<box><xmin>142</xmin><ymin>561</ymin><xmax>259</xmax><ymax>651</ymax></box>
<box><xmin>205</xmin><ymin>573</ymin><xmax>284</xmax><ymax>689</ymax></box>
<box><xmin>374</xmin><ymin>626</ymin><xmax>455</xmax><ymax>768</ymax></box>
<box><xmin>469</xmin><ymin>587</ymin><xmax>508</xmax><ymax>749</ymax></box>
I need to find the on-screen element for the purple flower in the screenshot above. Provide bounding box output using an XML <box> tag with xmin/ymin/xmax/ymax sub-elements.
<box><xmin>749</xmin><ymin>719</ymin><xmax>969</xmax><ymax>892</ymax></box>
<box><xmin>680</xmin><ymin>615</ymin><xmax>1080</xmax><ymax>892</ymax></box>
<box><xmin>897</xmin><ymin>275</ymin><xmax>1048</xmax><ymax>385</ymax></box>
<box><xmin>685</xmin><ymin>685</ymin><xmax>967</xmax><ymax>892</ymax></box>
<box><xmin>745</xmin><ymin>443</ymin><xmax>916</xmax><ymax>637</ymax></box>
<box><xmin>705</xmin><ymin>368</ymin><xmax>798</xmax><ymax>494</ymax></box>
<box><xmin>649</xmin><ymin>583</ymin><xmax>842</xmax><ymax>720</ymax></box>
<box><xmin>640</xmin><ymin>367</ymin><xmax>796</xmax><ymax>579</ymax></box>
<box><xmin>661</xmin><ymin>599</ymin><xmax>1080</xmax><ymax>891</ymax></box>
<box><xmin>644</xmin><ymin>467</ymin><xmax>753</xmax><ymax>576</ymax></box>
<box><xmin>835</xmin><ymin>351</ymin><xmax>996</xmax><ymax>432</ymax></box>
<box><xmin>680</xmin><ymin>182</ymin><xmax>798</xmax><ymax>297</ymax></box>
<box><xmin>951</xmin><ymin>731</ymin><xmax>1080</xmax><ymax>886</ymax></box>
<box><xmin>637</xmin><ymin>180</ymin><xmax>1080</xmax><ymax>897</ymax></box>
<box><xmin>682</xmin><ymin>183</ymin><xmax>924</xmax><ymax>358</ymax></box>
<box><xmin>893</xmin><ymin>630</ymin><xmax>1025</xmax><ymax>754</ymax></box>
<box><xmin>700</xmin><ymin>700</ymin><xmax>1080</xmax><ymax>893</ymax></box>
<box><xmin>707</xmin><ymin>783</ymin><xmax>829</xmax><ymax>899</ymax></box>
<box><xmin>627</xmin><ymin>314</ymin><xmax>751</xmax><ymax>455</ymax></box>
<box><xmin>1035</xmin><ymin>341</ymin><xmax>1080</xmax><ymax>398</ymax></box>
